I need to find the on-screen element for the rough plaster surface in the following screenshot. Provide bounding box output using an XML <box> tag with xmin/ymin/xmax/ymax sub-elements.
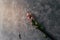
<box><xmin>0</xmin><ymin>0</ymin><xmax>60</xmax><ymax>40</ymax></box>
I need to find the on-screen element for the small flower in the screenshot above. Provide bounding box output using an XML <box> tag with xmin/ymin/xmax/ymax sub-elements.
<box><xmin>26</xmin><ymin>11</ymin><xmax>33</xmax><ymax>20</ymax></box>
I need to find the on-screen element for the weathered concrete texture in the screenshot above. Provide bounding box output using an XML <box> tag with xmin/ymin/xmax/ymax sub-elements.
<box><xmin>0</xmin><ymin>0</ymin><xmax>60</xmax><ymax>40</ymax></box>
<box><xmin>0</xmin><ymin>0</ymin><xmax>45</xmax><ymax>40</ymax></box>
<box><xmin>26</xmin><ymin>0</ymin><xmax>60</xmax><ymax>40</ymax></box>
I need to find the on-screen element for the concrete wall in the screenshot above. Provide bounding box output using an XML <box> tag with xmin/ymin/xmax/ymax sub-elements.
<box><xmin>0</xmin><ymin>0</ymin><xmax>60</xmax><ymax>40</ymax></box>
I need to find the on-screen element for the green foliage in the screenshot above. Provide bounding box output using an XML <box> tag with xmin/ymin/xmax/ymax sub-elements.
<box><xmin>31</xmin><ymin>19</ymin><xmax>55</xmax><ymax>40</ymax></box>
<box><xmin>31</xmin><ymin>19</ymin><xmax>45</xmax><ymax>31</ymax></box>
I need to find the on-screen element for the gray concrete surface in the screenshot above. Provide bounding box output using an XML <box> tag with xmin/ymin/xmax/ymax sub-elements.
<box><xmin>0</xmin><ymin>0</ymin><xmax>60</xmax><ymax>40</ymax></box>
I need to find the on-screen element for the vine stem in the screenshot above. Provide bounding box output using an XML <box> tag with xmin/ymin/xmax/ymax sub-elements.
<box><xmin>26</xmin><ymin>12</ymin><xmax>56</xmax><ymax>40</ymax></box>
